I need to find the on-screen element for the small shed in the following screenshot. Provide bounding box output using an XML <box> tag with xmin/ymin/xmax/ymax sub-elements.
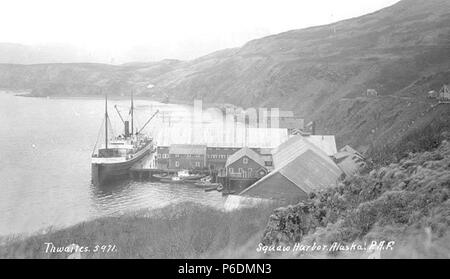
<box><xmin>339</xmin><ymin>145</ymin><xmax>364</xmax><ymax>158</ymax></box>
<box><xmin>332</xmin><ymin>145</ymin><xmax>365</xmax><ymax>177</ymax></box>
<box><xmin>439</xmin><ymin>85</ymin><xmax>450</xmax><ymax>102</ymax></box>
<box><xmin>428</xmin><ymin>90</ymin><xmax>438</xmax><ymax>99</ymax></box>
<box><xmin>279</xmin><ymin>117</ymin><xmax>305</xmax><ymax>135</ymax></box>
<box><xmin>240</xmin><ymin>136</ymin><xmax>343</xmax><ymax>204</ymax></box>
<box><xmin>366</xmin><ymin>89</ymin><xmax>378</xmax><ymax>97</ymax></box>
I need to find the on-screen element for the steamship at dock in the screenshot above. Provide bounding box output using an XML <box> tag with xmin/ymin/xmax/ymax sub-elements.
<box><xmin>91</xmin><ymin>94</ymin><xmax>159</xmax><ymax>185</ymax></box>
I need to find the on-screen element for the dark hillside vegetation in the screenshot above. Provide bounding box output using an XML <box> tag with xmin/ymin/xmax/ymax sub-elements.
<box><xmin>261</xmin><ymin>139</ymin><xmax>450</xmax><ymax>258</ymax></box>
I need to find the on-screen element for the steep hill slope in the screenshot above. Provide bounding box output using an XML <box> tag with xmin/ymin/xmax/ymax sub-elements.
<box><xmin>147</xmin><ymin>0</ymin><xmax>450</xmax><ymax>153</ymax></box>
<box><xmin>0</xmin><ymin>0</ymin><xmax>449</xmax><ymax>154</ymax></box>
<box><xmin>261</xmin><ymin>139</ymin><xmax>450</xmax><ymax>258</ymax></box>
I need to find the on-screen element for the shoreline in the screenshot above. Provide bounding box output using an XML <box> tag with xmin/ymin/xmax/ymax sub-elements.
<box><xmin>0</xmin><ymin>202</ymin><xmax>277</xmax><ymax>259</ymax></box>
<box><xmin>3</xmin><ymin>89</ymin><xmax>238</xmax><ymax>111</ymax></box>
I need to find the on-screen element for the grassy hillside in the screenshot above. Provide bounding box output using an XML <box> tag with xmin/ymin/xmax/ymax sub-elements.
<box><xmin>0</xmin><ymin>202</ymin><xmax>279</xmax><ymax>259</ymax></box>
<box><xmin>0</xmin><ymin>59</ymin><xmax>182</xmax><ymax>96</ymax></box>
<box><xmin>261</xmin><ymin>139</ymin><xmax>450</xmax><ymax>258</ymax></box>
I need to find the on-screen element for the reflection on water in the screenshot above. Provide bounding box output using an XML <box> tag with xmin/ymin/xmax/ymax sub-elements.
<box><xmin>90</xmin><ymin>180</ymin><xmax>225</xmax><ymax>217</ymax></box>
<box><xmin>0</xmin><ymin>92</ymin><xmax>225</xmax><ymax>237</ymax></box>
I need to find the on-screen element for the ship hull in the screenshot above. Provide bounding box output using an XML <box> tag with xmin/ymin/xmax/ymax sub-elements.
<box><xmin>91</xmin><ymin>146</ymin><xmax>152</xmax><ymax>186</ymax></box>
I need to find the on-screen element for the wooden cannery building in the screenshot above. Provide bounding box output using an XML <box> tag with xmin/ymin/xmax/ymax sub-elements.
<box><xmin>239</xmin><ymin>135</ymin><xmax>343</xmax><ymax>205</ymax></box>
<box><xmin>154</xmin><ymin>125</ymin><xmax>288</xmax><ymax>173</ymax></box>
<box><xmin>155</xmin><ymin>144</ymin><xmax>207</xmax><ymax>170</ymax></box>
<box><xmin>219</xmin><ymin>147</ymin><xmax>268</xmax><ymax>193</ymax></box>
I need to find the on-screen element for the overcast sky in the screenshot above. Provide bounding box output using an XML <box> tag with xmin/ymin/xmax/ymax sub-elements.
<box><xmin>0</xmin><ymin>0</ymin><xmax>401</xmax><ymax>62</ymax></box>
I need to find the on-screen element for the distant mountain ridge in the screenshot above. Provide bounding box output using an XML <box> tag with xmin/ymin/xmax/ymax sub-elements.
<box><xmin>0</xmin><ymin>43</ymin><xmax>116</xmax><ymax>64</ymax></box>
<box><xmin>0</xmin><ymin>0</ymin><xmax>450</xmax><ymax>155</ymax></box>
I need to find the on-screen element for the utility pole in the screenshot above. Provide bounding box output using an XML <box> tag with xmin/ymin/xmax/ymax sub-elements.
<box><xmin>105</xmin><ymin>94</ymin><xmax>108</xmax><ymax>149</ymax></box>
<box><xmin>131</xmin><ymin>91</ymin><xmax>134</xmax><ymax>136</ymax></box>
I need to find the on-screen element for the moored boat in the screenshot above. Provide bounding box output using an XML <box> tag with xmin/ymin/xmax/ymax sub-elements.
<box><xmin>160</xmin><ymin>176</ymin><xmax>185</xmax><ymax>184</ymax></box>
<box><xmin>153</xmin><ymin>173</ymin><xmax>170</xmax><ymax>181</ymax></box>
<box><xmin>158</xmin><ymin>170</ymin><xmax>207</xmax><ymax>184</ymax></box>
<box><xmin>194</xmin><ymin>182</ymin><xmax>222</xmax><ymax>188</ymax></box>
<box><xmin>204</xmin><ymin>184</ymin><xmax>223</xmax><ymax>192</ymax></box>
<box><xmin>91</xmin><ymin>93</ymin><xmax>159</xmax><ymax>186</ymax></box>
<box><xmin>182</xmin><ymin>174</ymin><xmax>207</xmax><ymax>182</ymax></box>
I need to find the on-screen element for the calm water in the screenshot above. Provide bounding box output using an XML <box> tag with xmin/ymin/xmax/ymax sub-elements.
<box><xmin>0</xmin><ymin>92</ymin><xmax>225</xmax><ymax>236</ymax></box>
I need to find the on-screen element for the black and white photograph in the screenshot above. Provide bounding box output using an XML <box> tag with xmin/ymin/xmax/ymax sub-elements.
<box><xmin>0</xmin><ymin>0</ymin><xmax>449</xmax><ymax>262</ymax></box>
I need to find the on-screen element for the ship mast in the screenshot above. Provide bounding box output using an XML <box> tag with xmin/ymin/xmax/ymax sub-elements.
<box><xmin>131</xmin><ymin>91</ymin><xmax>134</xmax><ymax>137</ymax></box>
<box><xmin>105</xmin><ymin>94</ymin><xmax>109</xmax><ymax>149</ymax></box>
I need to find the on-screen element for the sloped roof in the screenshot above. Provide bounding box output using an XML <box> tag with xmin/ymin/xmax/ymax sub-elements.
<box><xmin>305</xmin><ymin>135</ymin><xmax>337</xmax><ymax>156</ymax></box>
<box><xmin>226</xmin><ymin>147</ymin><xmax>265</xmax><ymax>167</ymax></box>
<box><xmin>272</xmin><ymin>136</ymin><xmax>335</xmax><ymax>169</ymax></box>
<box><xmin>333</xmin><ymin>151</ymin><xmax>354</xmax><ymax>161</ymax></box>
<box><xmin>340</xmin><ymin>145</ymin><xmax>356</xmax><ymax>154</ymax></box>
<box><xmin>241</xmin><ymin>136</ymin><xmax>343</xmax><ymax>196</ymax></box>
<box><xmin>337</xmin><ymin>156</ymin><xmax>365</xmax><ymax>177</ymax></box>
<box><xmin>338</xmin><ymin>145</ymin><xmax>364</xmax><ymax>159</ymax></box>
<box><xmin>169</xmin><ymin>144</ymin><xmax>206</xmax><ymax>155</ymax></box>
<box><xmin>279</xmin><ymin>150</ymin><xmax>343</xmax><ymax>193</ymax></box>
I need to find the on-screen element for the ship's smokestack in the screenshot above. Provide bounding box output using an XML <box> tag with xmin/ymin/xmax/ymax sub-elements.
<box><xmin>124</xmin><ymin>121</ymin><xmax>130</xmax><ymax>137</ymax></box>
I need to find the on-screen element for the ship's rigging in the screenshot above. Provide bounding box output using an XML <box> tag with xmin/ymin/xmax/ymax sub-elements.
<box><xmin>91</xmin><ymin>92</ymin><xmax>159</xmax><ymax>157</ymax></box>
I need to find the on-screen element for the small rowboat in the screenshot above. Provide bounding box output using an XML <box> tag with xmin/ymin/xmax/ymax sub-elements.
<box><xmin>160</xmin><ymin>177</ymin><xmax>184</xmax><ymax>184</ymax></box>
<box><xmin>222</xmin><ymin>190</ymin><xmax>236</xmax><ymax>196</ymax></box>
<box><xmin>182</xmin><ymin>174</ymin><xmax>207</xmax><ymax>181</ymax></box>
<box><xmin>153</xmin><ymin>173</ymin><xmax>169</xmax><ymax>180</ymax></box>
<box><xmin>194</xmin><ymin>182</ymin><xmax>221</xmax><ymax>188</ymax></box>
<box><xmin>204</xmin><ymin>184</ymin><xmax>224</xmax><ymax>192</ymax></box>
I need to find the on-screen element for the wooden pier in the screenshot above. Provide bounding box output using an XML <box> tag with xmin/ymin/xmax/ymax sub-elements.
<box><xmin>128</xmin><ymin>152</ymin><xmax>214</xmax><ymax>181</ymax></box>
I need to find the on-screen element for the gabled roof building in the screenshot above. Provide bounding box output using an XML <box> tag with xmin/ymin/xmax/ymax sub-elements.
<box><xmin>332</xmin><ymin>145</ymin><xmax>366</xmax><ymax>177</ymax></box>
<box><xmin>240</xmin><ymin>136</ymin><xmax>343</xmax><ymax>204</ymax></box>
<box><xmin>222</xmin><ymin>147</ymin><xmax>268</xmax><ymax>193</ymax></box>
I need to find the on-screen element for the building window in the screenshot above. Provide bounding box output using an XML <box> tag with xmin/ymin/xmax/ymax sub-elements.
<box><xmin>228</xmin><ymin>167</ymin><xmax>233</xmax><ymax>174</ymax></box>
<box><xmin>195</xmin><ymin>162</ymin><xmax>200</xmax><ymax>167</ymax></box>
<box><xmin>243</xmin><ymin>158</ymin><xmax>248</xmax><ymax>164</ymax></box>
<box><xmin>248</xmin><ymin>168</ymin><xmax>253</xmax><ymax>176</ymax></box>
<box><xmin>175</xmin><ymin>161</ymin><xmax>180</xmax><ymax>167</ymax></box>
<box><xmin>265</xmin><ymin>161</ymin><xmax>273</xmax><ymax>166</ymax></box>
